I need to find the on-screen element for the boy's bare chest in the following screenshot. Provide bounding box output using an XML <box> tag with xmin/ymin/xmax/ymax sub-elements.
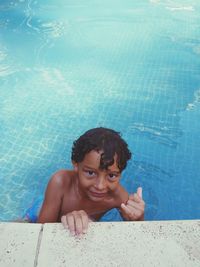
<box><xmin>60</xmin><ymin>191</ymin><xmax>116</xmax><ymax>221</ymax></box>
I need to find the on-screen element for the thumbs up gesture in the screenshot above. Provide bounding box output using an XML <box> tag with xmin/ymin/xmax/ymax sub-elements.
<box><xmin>120</xmin><ymin>187</ymin><xmax>145</xmax><ymax>221</ymax></box>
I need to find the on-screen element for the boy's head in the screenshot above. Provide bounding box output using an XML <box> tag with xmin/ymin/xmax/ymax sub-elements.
<box><xmin>71</xmin><ymin>127</ymin><xmax>131</xmax><ymax>172</ymax></box>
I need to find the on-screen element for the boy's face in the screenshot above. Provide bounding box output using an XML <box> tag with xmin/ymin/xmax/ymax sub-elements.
<box><xmin>73</xmin><ymin>150</ymin><xmax>121</xmax><ymax>202</ymax></box>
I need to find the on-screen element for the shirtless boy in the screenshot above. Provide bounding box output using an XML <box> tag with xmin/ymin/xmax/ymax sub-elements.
<box><xmin>37</xmin><ymin>127</ymin><xmax>145</xmax><ymax>235</ymax></box>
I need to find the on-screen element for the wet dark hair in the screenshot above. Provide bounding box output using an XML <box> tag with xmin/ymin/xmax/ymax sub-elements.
<box><xmin>71</xmin><ymin>127</ymin><xmax>131</xmax><ymax>172</ymax></box>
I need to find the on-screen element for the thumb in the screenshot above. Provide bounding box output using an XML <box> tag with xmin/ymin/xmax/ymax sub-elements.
<box><xmin>137</xmin><ymin>187</ymin><xmax>143</xmax><ymax>199</ymax></box>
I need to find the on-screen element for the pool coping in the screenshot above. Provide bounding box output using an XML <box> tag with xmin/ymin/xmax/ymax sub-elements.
<box><xmin>1</xmin><ymin>220</ymin><xmax>200</xmax><ymax>267</ymax></box>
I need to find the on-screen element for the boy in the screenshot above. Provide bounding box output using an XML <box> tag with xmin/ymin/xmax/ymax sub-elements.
<box><xmin>37</xmin><ymin>127</ymin><xmax>145</xmax><ymax>235</ymax></box>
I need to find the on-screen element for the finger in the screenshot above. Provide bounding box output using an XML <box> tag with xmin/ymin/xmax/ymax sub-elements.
<box><xmin>61</xmin><ymin>215</ymin><xmax>68</xmax><ymax>229</ymax></box>
<box><xmin>121</xmin><ymin>203</ymin><xmax>133</xmax><ymax>217</ymax></box>
<box><xmin>74</xmin><ymin>213</ymin><xmax>84</xmax><ymax>235</ymax></box>
<box><xmin>66</xmin><ymin>213</ymin><xmax>76</xmax><ymax>235</ymax></box>
<box><xmin>129</xmin><ymin>193</ymin><xmax>141</xmax><ymax>203</ymax></box>
<box><xmin>127</xmin><ymin>196</ymin><xmax>145</xmax><ymax>206</ymax></box>
<box><xmin>127</xmin><ymin>200</ymin><xmax>145</xmax><ymax>220</ymax></box>
<box><xmin>137</xmin><ymin>187</ymin><xmax>143</xmax><ymax>199</ymax></box>
<box><xmin>130</xmin><ymin>209</ymin><xmax>142</xmax><ymax>219</ymax></box>
<box><xmin>127</xmin><ymin>200</ymin><xmax>145</xmax><ymax>211</ymax></box>
<box><xmin>121</xmin><ymin>203</ymin><xmax>142</xmax><ymax>220</ymax></box>
<box><xmin>80</xmin><ymin>210</ymin><xmax>89</xmax><ymax>234</ymax></box>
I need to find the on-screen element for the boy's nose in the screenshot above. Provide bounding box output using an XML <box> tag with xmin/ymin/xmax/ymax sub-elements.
<box><xmin>95</xmin><ymin>177</ymin><xmax>106</xmax><ymax>190</ymax></box>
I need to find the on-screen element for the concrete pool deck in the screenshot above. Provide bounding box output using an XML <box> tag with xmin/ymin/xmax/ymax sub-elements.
<box><xmin>0</xmin><ymin>220</ymin><xmax>200</xmax><ymax>267</ymax></box>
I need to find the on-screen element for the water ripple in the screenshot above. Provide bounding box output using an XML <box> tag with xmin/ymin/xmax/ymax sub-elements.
<box><xmin>130</xmin><ymin>123</ymin><xmax>182</xmax><ymax>148</ymax></box>
<box><xmin>166</xmin><ymin>6</ymin><xmax>194</xmax><ymax>12</ymax></box>
<box><xmin>0</xmin><ymin>48</ymin><xmax>15</xmax><ymax>77</ymax></box>
<box><xmin>40</xmin><ymin>21</ymin><xmax>67</xmax><ymax>38</ymax></box>
<box><xmin>186</xmin><ymin>89</ymin><xmax>200</xmax><ymax>111</ymax></box>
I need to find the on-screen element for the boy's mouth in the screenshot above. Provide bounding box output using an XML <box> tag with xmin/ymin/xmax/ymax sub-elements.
<box><xmin>89</xmin><ymin>190</ymin><xmax>107</xmax><ymax>198</ymax></box>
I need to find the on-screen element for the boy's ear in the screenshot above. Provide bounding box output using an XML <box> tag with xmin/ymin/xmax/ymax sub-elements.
<box><xmin>72</xmin><ymin>161</ymin><xmax>78</xmax><ymax>171</ymax></box>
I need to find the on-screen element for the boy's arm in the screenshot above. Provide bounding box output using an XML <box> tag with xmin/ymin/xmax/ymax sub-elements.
<box><xmin>37</xmin><ymin>173</ymin><xmax>64</xmax><ymax>223</ymax></box>
<box><xmin>114</xmin><ymin>184</ymin><xmax>129</xmax><ymax>206</ymax></box>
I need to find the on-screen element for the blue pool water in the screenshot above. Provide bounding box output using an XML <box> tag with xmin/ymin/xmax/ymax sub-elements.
<box><xmin>0</xmin><ymin>0</ymin><xmax>200</xmax><ymax>221</ymax></box>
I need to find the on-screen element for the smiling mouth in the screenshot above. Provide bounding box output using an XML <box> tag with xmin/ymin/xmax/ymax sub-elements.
<box><xmin>89</xmin><ymin>191</ymin><xmax>107</xmax><ymax>198</ymax></box>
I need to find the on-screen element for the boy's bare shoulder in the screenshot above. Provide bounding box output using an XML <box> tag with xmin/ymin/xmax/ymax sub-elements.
<box><xmin>50</xmin><ymin>169</ymin><xmax>75</xmax><ymax>189</ymax></box>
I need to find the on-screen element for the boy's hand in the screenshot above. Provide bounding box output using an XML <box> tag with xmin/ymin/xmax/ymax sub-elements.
<box><xmin>120</xmin><ymin>187</ymin><xmax>145</xmax><ymax>221</ymax></box>
<box><xmin>61</xmin><ymin>210</ymin><xmax>92</xmax><ymax>236</ymax></box>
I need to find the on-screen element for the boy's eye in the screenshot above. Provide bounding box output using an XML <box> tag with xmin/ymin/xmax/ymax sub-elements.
<box><xmin>108</xmin><ymin>173</ymin><xmax>117</xmax><ymax>179</ymax></box>
<box><xmin>85</xmin><ymin>170</ymin><xmax>96</xmax><ymax>176</ymax></box>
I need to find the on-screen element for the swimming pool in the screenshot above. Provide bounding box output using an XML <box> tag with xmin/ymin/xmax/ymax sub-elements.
<box><xmin>0</xmin><ymin>0</ymin><xmax>200</xmax><ymax>221</ymax></box>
